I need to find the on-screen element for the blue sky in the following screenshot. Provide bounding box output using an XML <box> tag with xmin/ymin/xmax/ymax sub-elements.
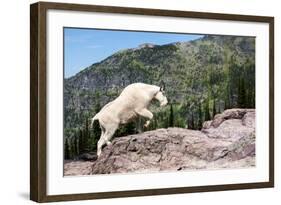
<box><xmin>64</xmin><ymin>28</ymin><xmax>203</xmax><ymax>78</ymax></box>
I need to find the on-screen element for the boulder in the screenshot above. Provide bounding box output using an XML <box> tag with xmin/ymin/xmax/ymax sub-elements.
<box><xmin>78</xmin><ymin>152</ymin><xmax>98</xmax><ymax>161</ymax></box>
<box><xmin>90</xmin><ymin>109</ymin><xmax>256</xmax><ymax>175</ymax></box>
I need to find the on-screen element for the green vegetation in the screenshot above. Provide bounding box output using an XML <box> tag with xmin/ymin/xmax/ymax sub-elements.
<box><xmin>63</xmin><ymin>35</ymin><xmax>255</xmax><ymax>159</ymax></box>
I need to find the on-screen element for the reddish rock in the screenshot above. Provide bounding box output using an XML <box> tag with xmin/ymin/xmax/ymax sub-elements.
<box><xmin>89</xmin><ymin>109</ymin><xmax>255</xmax><ymax>175</ymax></box>
<box><xmin>63</xmin><ymin>109</ymin><xmax>256</xmax><ymax>176</ymax></box>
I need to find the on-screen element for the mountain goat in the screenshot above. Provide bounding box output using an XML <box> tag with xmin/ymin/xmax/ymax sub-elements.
<box><xmin>91</xmin><ymin>83</ymin><xmax>168</xmax><ymax>157</ymax></box>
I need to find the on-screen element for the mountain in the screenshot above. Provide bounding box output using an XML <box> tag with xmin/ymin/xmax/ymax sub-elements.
<box><xmin>63</xmin><ymin>35</ymin><xmax>255</xmax><ymax>158</ymax></box>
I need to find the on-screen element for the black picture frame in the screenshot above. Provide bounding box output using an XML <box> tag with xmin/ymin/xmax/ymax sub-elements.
<box><xmin>30</xmin><ymin>1</ymin><xmax>274</xmax><ymax>202</ymax></box>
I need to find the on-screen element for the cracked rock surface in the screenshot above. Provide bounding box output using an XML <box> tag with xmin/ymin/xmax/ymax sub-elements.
<box><xmin>89</xmin><ymin>109</ymin><xmax>255</xmax><ymax>175</ymax></box>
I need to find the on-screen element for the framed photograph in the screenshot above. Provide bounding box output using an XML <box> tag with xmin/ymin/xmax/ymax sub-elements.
<box><xmin>30</xmin><ymin>1</ymin><xmax>274</xmax><ymax>202</ymax></box>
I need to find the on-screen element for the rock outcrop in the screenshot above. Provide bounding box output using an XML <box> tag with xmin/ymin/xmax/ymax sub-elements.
<box><xmin>90</xmin><ymin>109</ymin><xmax>255</xmax><ymax>175</ymax></box>
<box><xmin>64</xmin><ymin>160</ymin><xmax>94</xmax><ymax>176</ymax></box>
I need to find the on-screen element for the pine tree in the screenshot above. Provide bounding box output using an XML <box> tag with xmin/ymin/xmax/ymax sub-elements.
<box><xmin>153</xmin><ymin>115</ymin><xmax>158</xmax><ymax>129</ymax></box>
<box><xmin>224</xmin><ymin>94</ymin><xmax>230</xmax><ymax>110</ymax></box>
<box><xmin>224</xmin><ymin>81</ymin><xmax>231</xmax><ymax>110</ymax></box>
<box><xmin>91</xmin><ymin>98</ymin><xmax>101</xmax><ymax>151</ymax></box>
<box><xmin>251</xmin><ymin>89</ymin><xmax>255</xmax><ymax>108</ymax></box>
<box><xmin>84</xmin><ymin>118</ymin><xmax>89</xmax><ymax>152</ymax></box>
<box><xmin>212</xmin><ymin>98</ymin><xmax>216</xmax><ymax>118</ymax></box>
<box><xmin>73</xmin><ymin>136</ymin><xmax>78</xmax><ymax>156</ymax></box>
<box><xmin>64</xmin><ymin>138</ymin><xmax>70</xmax><ymax>160</ymax></box>
<box><xmin>190</xmin><ymin>112</ymin><xmax>195</xmax><ymax>129</ymax></box>
<box><xmin>92</xmin><ymin>119</ymin><xmax>101</xmax><ymax>151</ymax></box>
<box><xmin>169</xmin><ymin>104</ymin><xmax>174</xmax><ymax>127</ymax></box>
<box><xmin>198</xmin><ymin>103</ymin><xmax>203</xmax><ymax>129</ymax></box>
<box><xmin>238</xmin><ymin>77</ymin><xmax>246</xmax><ymax>108</ymax></box>
<box><xmin>124</xmin><ymin>122</ymin><xmax>136</xmax><ymax>134</ymax></box>
<box><xmin>78</xmin><ymin>129</ymin><xmax>84</xmax><ymax>155</ymax></box>
<box><xmin>69</xmin><ymin>137</ymin><xmax>74</xmax><ymax>158</ymax></box>
<box><xmin>204</xmin><ymin>100</ymin><xmax>211</xmax><ymax>121</ymax></box>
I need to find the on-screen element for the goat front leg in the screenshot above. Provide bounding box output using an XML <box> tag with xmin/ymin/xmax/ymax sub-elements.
<box><xmin>136</xmin><ymin>108</ymin><xmax>153</xmax><ymax>128</ymax></box>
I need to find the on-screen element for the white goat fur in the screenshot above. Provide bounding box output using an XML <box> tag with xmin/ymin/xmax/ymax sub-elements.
<box><xmin>91</xmin><ymin>83</ymin><xmax>168</xmax><ymax>157</ymax></box>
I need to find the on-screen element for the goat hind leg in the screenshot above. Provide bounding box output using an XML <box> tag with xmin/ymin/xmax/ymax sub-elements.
<box><xmin>96</xmin><ymin>125</ymin><xmax>106</xmax><ymax>157</ymax></box>
<box><xmin>97</xmin><ymin>123</ymin><xmax>118</xmax><ymax>157</ymax></box>
<box><xmin>97</xmin><ymin>138</ymin><xmax>105</xmax><ymax>157</ymax></box>
<box><xmin>103</xmin><ymin>124</ymin><xmax>118</xmax><ymax>146</ymax></box>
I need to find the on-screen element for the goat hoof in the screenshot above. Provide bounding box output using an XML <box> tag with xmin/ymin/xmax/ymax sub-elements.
<box><xmin>144</xmin><ymin>121</ymin><xmax>150</xmax><ymax>128</ymax></box>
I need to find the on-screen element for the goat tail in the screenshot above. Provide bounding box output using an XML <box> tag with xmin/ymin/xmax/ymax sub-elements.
<box><xmin>90</xmin><ymin>114</ymin><xmax>99</xmax><ymax>128</ymax></box>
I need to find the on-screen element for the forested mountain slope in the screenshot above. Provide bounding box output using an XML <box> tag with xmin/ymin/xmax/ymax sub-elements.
<box><xmin>63</xmin><ymin>35</ymin><xmax>255</xmax><ymax>159</ymax></box>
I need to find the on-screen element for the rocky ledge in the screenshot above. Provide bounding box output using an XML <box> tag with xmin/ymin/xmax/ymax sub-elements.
<box><xmin>64</xmin><ymin>109</ymin><xmax>255</xmax><ymax>176</ymax></box>
<box><xmin>89</xmin><ymin>109</ymin><xmax>255</xmax><ymax>175</ymax></box>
